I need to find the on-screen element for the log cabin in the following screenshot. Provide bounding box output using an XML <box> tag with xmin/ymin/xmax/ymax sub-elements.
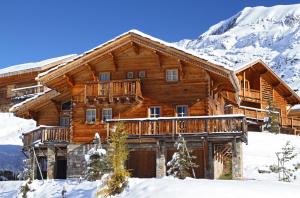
<box><xmin>0</xmin><ymin>55</ymin><xmax>76</xmax><ymax>111</ymax></box>
<box><xmin>226</xmin><ymin>59</ymin><xmax>300</xmax><ymax>135</ymax></box>
<box><xmin>10</xmin><ymin>30</ymin><xmax>250</xmax><ymax>180</ymax></box>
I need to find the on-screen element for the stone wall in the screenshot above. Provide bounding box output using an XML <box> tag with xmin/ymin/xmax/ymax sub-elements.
<box><xmin>232</xmin><ymin>140</ymin><xmax>243</xmax><ymax>179</ymax></box>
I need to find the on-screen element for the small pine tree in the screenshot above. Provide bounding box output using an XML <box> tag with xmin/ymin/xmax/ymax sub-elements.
<box><xmin>18</xmin><ymin>158</ymin><xmax>32</xmax><ymax>181</ymax></box>
<box><xmin>98</xmin><ymin>123</ymin><xmax>130</xmax><ymax>197</ymax></box>
<box><xmin>167</xmin><ymin>134</ymin><xmax>198</xmax><ymax>179</ymax></box>
<box><xmin>276</xmin><ymin>141</ymin><xmax>298</xmax><ymax>182</ymax></box>
<box><xmin>84</xmin><ymin>133</ymin><xmax>110</xmax><ymax>181</ymax></box>
<box><xmin>266</xmin><ymin>99</ymin><xmax>280</xmax><ymax>134</ymax></box>
<box><xmin>18</xmin><ymin>157</ymin><xmax>33</xmax><ymax>198</ymax></box>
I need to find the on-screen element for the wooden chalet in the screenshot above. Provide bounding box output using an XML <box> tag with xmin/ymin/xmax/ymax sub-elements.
<box><xmin>11</xmin><ymin>30</ymin><xmax>248</xmax><ymax>180</ymax></box>
<box><xmin>226</xmin><ymin>59</ymin><xmax>300</xmax><ymax>134</ymax></box>
<box><xmin>0</xmin><ymin>55</ymin><xmax>75</xmax><ymax>111</ymax></box>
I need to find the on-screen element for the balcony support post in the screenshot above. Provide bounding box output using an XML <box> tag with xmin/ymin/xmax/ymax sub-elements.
<box><xmin>47</xmin><ymin>145</ymin><xmax>56</xmax><ymax>179</ymax></box>
<box><xmin>156</xmin><ymin>140</ymin><xmax>166</xmax><ymax>178</ymax></box>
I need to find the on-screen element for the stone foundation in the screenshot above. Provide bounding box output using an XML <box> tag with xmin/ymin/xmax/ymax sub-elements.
<box><xmin>232</xmin><ymin>140</ymin><xmax>243</xmax><ymax>179</ymax></box>
<box><xmin>47</xmin><ymin>146</ymin><xmax>56</xmax><ymax>179</ymax></box>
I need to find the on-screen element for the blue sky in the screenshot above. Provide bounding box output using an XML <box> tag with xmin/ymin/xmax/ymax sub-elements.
<box><xmin>0</xmin><ymin>0</ymin><xmax>299</xmax><ymax>68</ymax></box>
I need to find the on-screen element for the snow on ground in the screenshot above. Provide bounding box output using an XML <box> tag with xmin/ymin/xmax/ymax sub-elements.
<box><xmin>1</xmin><ymin>177</ymin><xmax>300</xmax><ymax>198</ymax></box>
<box><xmin>244</xmin><ymin>132</ymin><xmax>300</xmax><ymax>183</ymax></box>
<box><xmin>0</xmin><ymin>132</ymin><xmax>300</xmax><ymax>197</ymax></box>
<box><xmin>0</xmin><ymin>113</ymin><xmax>36</xmax><ymax>145</ymax></box>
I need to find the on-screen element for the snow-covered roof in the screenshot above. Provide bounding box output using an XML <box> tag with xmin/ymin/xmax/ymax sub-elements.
<box><xmin>38</xmin><ymin>29</ymin><xmax>233</xmax><ymax>79</ymax></box>
<box><xmin>233</xmin><ymin>58</ymin><xmax>262</xmax><ymax>73</ymax></box>
<box><xmin>0</xmin><ymin>54</ymin><xmax>76</xmax><ymax>78</ymax></box>
<box><xmin>9</xmin><ymin>90</ymin><xmax>51</xmax><ymax>112</ymax></box>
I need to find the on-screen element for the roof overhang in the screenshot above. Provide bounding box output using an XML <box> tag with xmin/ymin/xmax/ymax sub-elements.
<box><xmin>37</xmin><ymin>30</ymin><xmax>240</xmax><ymax>104</ymax></box>
<box><xmin>235</xmin><ymin>59</ymin><xmax>300</xmax><ymax>105</ymax></box>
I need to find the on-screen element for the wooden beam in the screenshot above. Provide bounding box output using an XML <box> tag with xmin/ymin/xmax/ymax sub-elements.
<box><xmin>178</xmin><ymin>59</ymin><xmax>185</xmax><ymax>79</ymax></box>
<box><xmin>273</xmin><ymin>82</ymin><xmax>281</xmax><ymax>88</ymax></box>
<box><xmin>152</xmin><ymin>50</ymin><xmax>162</xmax><ymax>69</ymax></box>
<box><xmin>85</xmin><ymin>63</ymin><xmax>98</xmax><ymax>82</ymax></box>
<box><xmin>130</xmin><ymin>42</ymin><xmax>139</xmax><ymax>55</ymax></box>
<box><xmin>63</xmin><ymin>74</ymin><xmax>74</xmax><ymax>88</ymax></box>
<box><xmin>243</xmin><ymin>71</ymin><xmax>246</xmax><ymax>96</ymax></box>
<box><xmin>109</xmin><ymin>52</ymin><xmax>118</xmax><ymax>71</ymax></box>
<box><xmin>260</xmin><ymin>69</ymin><xmax>268</xmax><ymax>75</ymax></box>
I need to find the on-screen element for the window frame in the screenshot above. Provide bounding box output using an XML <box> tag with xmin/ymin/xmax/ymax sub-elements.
<box><xmin>166</xmin><ymin>68</ymin><xmax>179</xmax><ymax>82</ymax></box>
<box><xmin>138</xmin><ymin>70</ymin><xmax>146</xmax><ymax>79</ymax></box>
<box><xmin>86</xmin><ymin>108</ymin><xmax>97</xmax><ymax>124</ymax></box>
<box><xmin>126</xmin><ymin>71</ymin><xmax>134</xmax><ymax>79</ymax></box>
<box><xmin>102</xmin><ymin>108</ymin><xmax>112</xmax><ymax>121</ymax></box>
<box><xmin>176</xmin><ymin>105</ymin><xmax>188</xmax><ymax>117</ymax></box>
<box><xmin>149</xmin><ymin>106</ymin><xmax>161</xmax><ymax>118</ymax></box>
<box><xmin>99</xmin><ymin>72</ymin><xmax>111</xmax><ymax>81</ymax></box>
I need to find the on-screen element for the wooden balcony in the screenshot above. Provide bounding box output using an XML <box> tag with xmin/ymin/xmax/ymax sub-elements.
<box><xmin>239</xmin><ymin>89</ymin><xmax>260</xmax><ymax>102</ymax></box>
<box><xmin>23</xmin><ymin>126</ymin><xmax>70</xmax><ymax>147</ymax></box>
<box><xmin>106</xmin><ymin>114</ymin><xmax>247</xmax><ymax>142</ymax></box>
<box><xmin>227</xmin><ymin>105</ymin><xmax>300</xmax><ymax>130</ymax></box>
<box><xmin>74</xmin><ymin>79</ymin><xmax>143</xmax><ymax>104</ymax></box>
<box><xmin>11</xmin><ymin>85</ymin><xmax>45</xmax><ymax>101</ymax></box>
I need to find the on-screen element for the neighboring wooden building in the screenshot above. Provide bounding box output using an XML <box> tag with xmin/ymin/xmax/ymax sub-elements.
<box><xmin>0</xmin><ymin>55</ymin><xmax>76</xmax><ymax>111</ymax></box>
<box><xmin>11</xmin><ymin>30</ymin><xmax>248</xmax><ymax>180</ymax></box>
<box><xmin>226</xmin><ymin>60</ymin><xmax>300</xmax><ymax>134</ymax></box>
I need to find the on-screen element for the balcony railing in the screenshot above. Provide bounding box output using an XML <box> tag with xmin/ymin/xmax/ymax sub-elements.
<box><xmin>239</xmin><ymin>89</ymin><xmax>260</xmax><ymax>100</ymax></box>
<box><xmin>227</xmin><ymin>105</ymin><xmax>300</xmax><ymax>129</ymax></box>
<box><xmin>106</xmin><ymin>114</ymin><xmax>247</xmax><ymax>139</ymax></box>
<box><xmin>73</xmin><ymin>79</ymin><xmax>143</xmax><ymax>103</ymax></box>
<box><xmin>11</xmin><ymin>85</ymin><xmax>45</xmax><ymax>102</ymax></box>
<box><xmin>23</xmin><ymin>126</ymin><xmax>70</xmax><ymax>147</ymax></box>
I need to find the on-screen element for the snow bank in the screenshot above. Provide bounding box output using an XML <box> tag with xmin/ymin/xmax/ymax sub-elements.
<box><xmin>244</xmin><ymin>132</ymin><xmax>300</xmax><ymax>183</ymax></box>
<box><xmin>0</xmin><ymin>113</ymin><xmax>36</xmax><ymax>145</ymax></box>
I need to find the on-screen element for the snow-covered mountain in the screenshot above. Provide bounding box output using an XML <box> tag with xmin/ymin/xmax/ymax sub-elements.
<box><xmin>175</xmin><ymin>4</ymin><xmax>300</xmax><ymax>93</ymax></box>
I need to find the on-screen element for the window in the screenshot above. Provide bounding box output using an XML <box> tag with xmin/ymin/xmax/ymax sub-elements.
<box><xmin>127</xmin><ymin>72</ymin><xmax>134</xmax><ymax>79</ymax></box>
<box><xmin>99</xmin><ymin>72</ymin><xmax>110</xmax><ymax>81</ymax></box>
<box><xmin>60</xmin><ymin>117</ymin><xmax>70</xmax><ymax>127</ymax></box>
<box><xmin>138</xmin><ymin>71</ymin><xmax>146</xmax><ymax>79</ymax></box>
<box><xmin>149</xmin><ymin>106</ymin><xmax>161</xmax><ymax>118</ymax></box>
<box><xmin>166</xmin><ymin>69</ymin><xmax>178</xmax><ymax>82</ymax></box>
<box><xmin>61</xmin><ymin>101</ymin><xmax>71</xmax><ymax>111</ymax></box>
<box><xmin>176</xmin><ymin>105</ymin><xmax>188</xmax><ymax>117</ymax></box>
<box><xmin>102</xmin><ymin>108</ymin><xmax>112</xmax><ymax>121</ymax></box>
<box><xmin>86</xmin><ymin>109</ymin><xmax>96</xmax><ymax>124</ymax></box>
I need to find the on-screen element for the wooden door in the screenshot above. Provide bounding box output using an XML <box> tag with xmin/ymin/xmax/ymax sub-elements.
<box><xmin>126</xmin><ymin>150</ymin><xmax>156</xmax><ymax>178</ymax></box>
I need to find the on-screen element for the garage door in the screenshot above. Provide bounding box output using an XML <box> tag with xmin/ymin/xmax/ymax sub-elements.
<box><xmin>126</xmin><ymin>150</ymin><xmax>156</xmax><ymax>178</ymax></box>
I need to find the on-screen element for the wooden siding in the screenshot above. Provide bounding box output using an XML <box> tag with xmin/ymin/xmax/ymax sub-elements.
<box><xmin>70</xmin><ymin>46</ymin><xmax>226</xmax><ymax>143</ymax></box>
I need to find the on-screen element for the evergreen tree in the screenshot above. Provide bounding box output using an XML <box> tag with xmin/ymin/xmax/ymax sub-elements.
<box><xmin>18</xmin><ymin>157</ymin><xmax>33</xmax><ymax>198</ymax></box>
<box><xmin>167</xmin><ymin>134</ymin><xmax>198</xmax><ymax>179</ymax></box>
<box><xmin>84</xmin><ymin>133</ymin><xmax>110</xmax><ymax>181</ymax></box>
<box><xmin>98</xmin><ymin>123</ymin><xmax>130</xmax><ymax>197</ymax></box>
<box><xmin>275</xmin><ymin>141</ymin><xmax>297</xmax><ymax>182</ymax></box>
<box><xmin>266</xmin><ymin>99</ymin><xmax>280</xmax><ymax>134</ymax></box>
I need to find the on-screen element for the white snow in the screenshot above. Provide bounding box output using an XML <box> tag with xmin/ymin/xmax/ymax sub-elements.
<box><xmin>175</xmin><ymin>4</ymin><xmax>300</xmax><ymax>95</ymax></box>
<box><xmin>0</xmin><ymin>113</ymin><xmax>36</xmax><ymax>145</ymax></box>
<box><xmin>0</xmin><ymin>55</ymin><xmax>76</xmax><ymax>78</ymax></box>
<box><xmin>244</xmin><ymin>132</ymin><xmax>300</xmax><ymax>183</ymax></box>
<box><xmin>0</xmin><ymin>132</ymin><xmax>300</xmax><ymax>197</ymax></box>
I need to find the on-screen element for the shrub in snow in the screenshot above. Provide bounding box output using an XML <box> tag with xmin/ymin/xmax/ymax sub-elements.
<box><xmin>18</xmin><ymin>179</ymin><xmax>33</xmax><ymax>198</ymax></box>
<box><xmin>266</xmin><ymin>99</ymin><xmax>280</xmax><ymax>134</ymax></box>
<box><xmin>167</xmin><ymin>134</ymin><xmax>198</xmax><ymax>179</ymax></box>
<box><xmin>84</xmin><ymin>133</ymin><xmax>110</xmax><ymax>181</ymax></box>
<box><xmin>18</xmin><ymin>158</ymin><xmax>32</xmax><ymax>181</ymax></box>
<box><xmin>98</xmin><ymin>123</ymin><xmax>129</xmax><ymax>197</ymax></box>
<box><xmin>275</xmin><ymin>141</ymin><xmax>298</xmax><ymax>182</ymax></box>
